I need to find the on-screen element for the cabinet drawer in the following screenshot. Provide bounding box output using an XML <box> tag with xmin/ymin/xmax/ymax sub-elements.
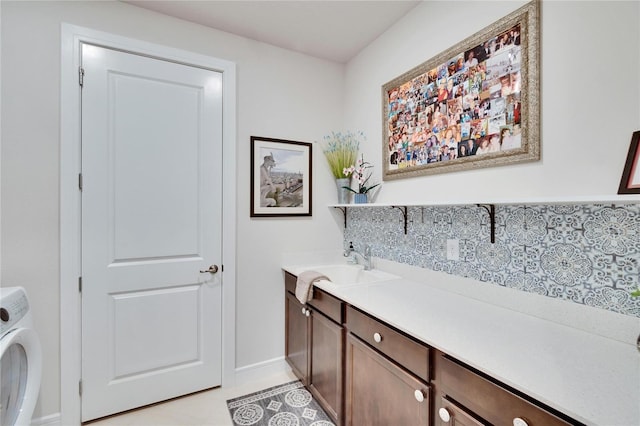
<box><xmin>308</xmin><ymin>288</ymin><xmax>343</xmax><ymax>324</ymax></box>
<box><xmin>439</xmin><ymin>355</ymin><xmax>574</xmax><ymax>426</ymax></box>
<box><xmin>346</xmin><ymin>305</ymin><xmax>430</xmax><ymax>381</ymax></box>
<box><xmin>284</xmin><ymin>271</ymin><xmax>296</xmax><ymax>294</ymax></box>
<box><xmin>285</xmin><ymin>271</ymin><xmax>343</xmax><ymax>323</ymax></box>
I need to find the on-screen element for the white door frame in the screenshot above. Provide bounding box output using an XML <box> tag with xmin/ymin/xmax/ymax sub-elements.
<box><xmin>60</xmin><ymin>24</ymin><xmax>237</xmax><ymax>425</ymax></box>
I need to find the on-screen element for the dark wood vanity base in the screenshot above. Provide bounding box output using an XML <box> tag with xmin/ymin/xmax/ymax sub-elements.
<box><xmin>284</xmin><ymin>271</ymin><xmax>582</xmax><ymax>426</ymax></box>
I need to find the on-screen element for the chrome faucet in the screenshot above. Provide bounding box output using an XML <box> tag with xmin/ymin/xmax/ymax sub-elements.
<box><xmin>344</xmin><ymin>241</ymin><xmax>372</xmax><ymax>270</ymax></box>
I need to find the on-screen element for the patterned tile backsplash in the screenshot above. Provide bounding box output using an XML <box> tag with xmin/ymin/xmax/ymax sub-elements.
<box><xmin>343</xmin><ymin>204</ymin><xmax>640</xmax><ymax>317</ymax></box>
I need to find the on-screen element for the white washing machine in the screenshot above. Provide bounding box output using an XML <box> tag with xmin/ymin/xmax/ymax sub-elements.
<box><xmin>0</xmin><ymin>287</ymin><xmax>42</xmax><ymax>426</ymax></box>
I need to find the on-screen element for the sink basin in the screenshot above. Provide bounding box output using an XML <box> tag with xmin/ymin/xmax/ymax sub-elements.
<box><xmin>309</xmin><ymin>264</ymin><xmax>398</xmax><ymax>286</ymax></box>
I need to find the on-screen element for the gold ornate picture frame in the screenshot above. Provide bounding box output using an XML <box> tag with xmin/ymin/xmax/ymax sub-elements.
<box><xmin>382</xmin><ymin>0</ymin><xmax>540</xmax><ymax>180</ymax></box>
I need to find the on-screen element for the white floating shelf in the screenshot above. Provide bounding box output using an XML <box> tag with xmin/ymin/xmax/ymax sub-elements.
<box><xmin>329</xmin><ymin>194</ymin><xmax>640</xmax><ymax>208</ymax></box>
<box><xmin>330</xmin><ymin>195</ymin><xmax>639</xmax><ymax>240</ymax></box>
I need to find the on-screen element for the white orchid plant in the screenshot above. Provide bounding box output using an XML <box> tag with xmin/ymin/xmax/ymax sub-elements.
<box><xmin>342</xmin><ymin>155</ymin><xmax>380</xmax><ymax>194</ymax></box>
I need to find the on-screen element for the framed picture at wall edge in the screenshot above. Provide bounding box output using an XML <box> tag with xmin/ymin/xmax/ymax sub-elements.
<box><xmin>618</xmin><ymin>131</ymin><xmax>640</xmax><ymax>194</ymax></box>
<box><xmin>250</xmin><ymin>136</ymin><xmax>312</xmax><ymax>217</ymax></box>
<box><xmin>382</xmin><ymin>0</ymin><xmax>540</xmax><ymax>181</ymax></box>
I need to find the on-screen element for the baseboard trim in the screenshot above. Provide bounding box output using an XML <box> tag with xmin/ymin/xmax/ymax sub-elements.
<box><xmin>234</xmin><ymin>356</ymin><xmax>291</xmax><ymax>386</ymax></box>
<box><xmin>32</xmin><ymin>413</ymin><xmax>61</xmax><ymax>426</ymax></box>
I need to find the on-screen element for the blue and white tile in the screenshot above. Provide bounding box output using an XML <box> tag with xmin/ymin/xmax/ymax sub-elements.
<box><xmin>344</xmin><ymin>203</ymin><xmax>640</xmax><ymax>318</ymax></box>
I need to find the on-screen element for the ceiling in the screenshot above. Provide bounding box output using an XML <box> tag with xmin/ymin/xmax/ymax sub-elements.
<box><xmin>123</xmin><ymin>1</ymin><xmax>422</xmax><ymax>63</ymax></box>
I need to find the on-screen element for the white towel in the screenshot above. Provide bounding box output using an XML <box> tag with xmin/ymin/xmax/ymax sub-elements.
<box><xmin>295</xmin><ymin>270</ymin><xmax>329</xmax><ymax>304</ymax></box>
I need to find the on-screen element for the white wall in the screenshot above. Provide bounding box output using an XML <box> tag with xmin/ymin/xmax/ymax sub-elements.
<box><xmin>0</xmin><ymin>1</ymin><xmax>3</xmax><ymax>276</ymax></box>
<box><xmin>1</xmin><ymin>0</ymin><xmax>344</xmax><ymax>418</ymax></box>
<box><xmin>344</xmin><ymin>0</ymin><xmax>640</xmax><ymax>203</ymax></box>
<box><xmin>5</xmin><ymin>0</ymin><xmax>638</xmax><ymax>420</ymax></box>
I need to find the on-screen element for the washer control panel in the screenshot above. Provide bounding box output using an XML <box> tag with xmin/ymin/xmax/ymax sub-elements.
<box><xmin>0</xmin><ymin>288</ymin><xmax>29</xmax><ymax>335</ymax></box>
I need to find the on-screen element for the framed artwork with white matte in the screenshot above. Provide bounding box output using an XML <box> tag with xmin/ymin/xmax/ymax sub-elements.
<box><xmin>250</xmin><ymin>136</ymin><xmax>312</xmax><ymax>217</ymax></box>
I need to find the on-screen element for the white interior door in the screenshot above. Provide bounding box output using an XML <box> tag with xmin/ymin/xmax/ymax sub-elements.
<box><xmin>80</xmin><ymin>43</ymin><xmax>223</xmax><ymax>421</ymax></box>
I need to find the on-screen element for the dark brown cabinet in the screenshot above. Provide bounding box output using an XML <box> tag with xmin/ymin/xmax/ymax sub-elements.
<box><xmin>284</xmin><ymin>272</ymin><xmax>344</xmax><ymax>425</ymax></box>
<box><xmin>346</xmin><ymin>305</ymin><xmax>430</xmax><ymax>382</ymax></box>
<box><xmin>309</xmin><ymin>307</ymin><xmax>343</xmax><ymax>423</ymax></box>
<box><xmin>434</xmin><ymin>352</ymin><xmax>576</xmax><ymax>426</ymax></box>
<box><xmin>285</xmin><ymin>291</ymin><xmax>309</xmax><ymax>383</ymax></box>
<box><xmin>344</xmin><ymin>305</ymin><xmax>431</xmax><ymax>426</ymax></box>
<box><xmin>284</xmin><ymin>270</ymin><xmax>580</xmax><ymax>426</ymax></box>
<box><xmin>345</xmin><ymin>333</ymin><xmax>430</xmax><ymax>426</ymax></box>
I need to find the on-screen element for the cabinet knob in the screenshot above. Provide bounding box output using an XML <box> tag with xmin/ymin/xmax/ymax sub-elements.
<box><xmin>414</xmin><ymin>389</ymin><xmax>425</xmax><ymax>402</ymax></box>
<box><xmin>301</xmin><ymin>307</ymin><xmax>306</xmax><ymax>315</ymax></box>
<box><xmin>513</xmin><ymin>418</ymin><xmax>529</xmax><ymax>426</ymax></box>
<box><xmin>438</xmin><ymin>407</ymin><xmax>451</xmax><ymax>422</ymax></box>
<box><xmin>305</xmin><ymin>309</ymin><xmax>310</xmax><ymax>317</ymax></box>
<box><xmin>373</xmin><ymin>332</ymin><xmax>382</xmax><ymax>343</ymax></box>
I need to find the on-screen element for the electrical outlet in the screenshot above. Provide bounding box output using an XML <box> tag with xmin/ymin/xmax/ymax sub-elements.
<box><xmin>446</xmin><ymin>239</ymin><xmax>460</xmax><ymax>261</ymax></box>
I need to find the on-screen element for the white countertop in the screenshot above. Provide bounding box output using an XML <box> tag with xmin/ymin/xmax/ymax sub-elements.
<box><xmin>282</xmin><ymin>257</ymin><xmax>640</xmax><ymax>426</ymax></box>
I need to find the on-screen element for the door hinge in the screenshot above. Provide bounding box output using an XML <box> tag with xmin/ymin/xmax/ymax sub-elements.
<box><xmin>79</xmin><ymin>67</ymin><xmax>85</xmax><ymax>87</ymax></box>
<box><xmin>78</xmin><ymin>173</ymin><xmax>83</xmax><ymax>191</ymax></box>
<box><xmin>79</xmin><ymin>380</ymin><xmax>83</xmax><ymax>396</ymax></box>
<box><xmin>78</xmin><ymin>276</ymin><xmax>82</xmax><ymax>293</ymax></box>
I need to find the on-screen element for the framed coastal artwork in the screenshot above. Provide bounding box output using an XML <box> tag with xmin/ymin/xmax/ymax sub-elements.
<box><xmin>382</xmin><ymin>0</ymin><xmax>540</xmax><ymax>180</ymax></box>
<box><xmin>618</xmin><ymin>131</ymin><xmax>640</xmax><ymax>194</ymax></box>
<box><xmin>250</xmin><ymin>136</ymin><xmax>312</xmax><ymax>217</ymax></box>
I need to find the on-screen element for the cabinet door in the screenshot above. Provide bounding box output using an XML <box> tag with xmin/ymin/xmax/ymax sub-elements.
<box><xmin>285</xmin><ymin>291</ymin><xmax>309</xmax><ymax>384</ymax></box>
<box><xmin>437</xmin><ymin>396</ymin><xmax>487</xmax><ymax>426</ymax></box>
<box><xmin>345</xmin><ymin>334</ymin><xmax>430</xmax><ymax>426</ymax></box>
<box><xmin>309</xmin><ymin>310</ymin><xmax>343</xmax><ymax>424</ymax></box>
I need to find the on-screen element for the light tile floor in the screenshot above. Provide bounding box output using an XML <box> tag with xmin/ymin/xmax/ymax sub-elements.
<box><xmin>86</xmin><ymin>370</ymin><xmax>297</xmax><ymax>426</ymax></box>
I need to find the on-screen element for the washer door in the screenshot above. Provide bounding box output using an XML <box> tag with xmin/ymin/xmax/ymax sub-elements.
<box><xmin>0</xmin><ymin>328</ymin><xmax>42</xmax><ymax>426</ymax></box>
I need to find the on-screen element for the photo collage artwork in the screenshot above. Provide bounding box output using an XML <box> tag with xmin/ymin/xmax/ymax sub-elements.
<box><xmin>387</xmin><ymin>24</ymin><xmax>523</xmax><ymax>170</ymax></box>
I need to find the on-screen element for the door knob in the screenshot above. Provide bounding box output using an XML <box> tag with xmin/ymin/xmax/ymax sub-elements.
<box><xmin>199</xmin><ymin>265</ymin><xmax>219</xmax><ymax>274</ymax></box>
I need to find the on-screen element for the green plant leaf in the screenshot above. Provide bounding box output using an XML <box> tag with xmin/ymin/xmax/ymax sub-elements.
<box><xmin>320</xmin><ymin>131</ymin><xmax>362</xmax><ymax>179</ymax></box>
<box><xmin>362</xmin><ymin>183</ymin><xmax>381</xmax><ymax>194</ymax></box>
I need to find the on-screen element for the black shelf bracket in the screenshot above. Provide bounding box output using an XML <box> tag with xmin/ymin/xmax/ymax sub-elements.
<box><xmin>334</xmin><ymin>206</ymin><xmax>347</xmax><ymax>229</ymax></box>
<box><xmin>476</xmin><ymin>204</ymin><xmax>496</xmax><ymax>243</ymax></box>
<box><xmin>391</xmin><ymin>206</ymin><xmax>408</xmax><ymax>234</ymax></box>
